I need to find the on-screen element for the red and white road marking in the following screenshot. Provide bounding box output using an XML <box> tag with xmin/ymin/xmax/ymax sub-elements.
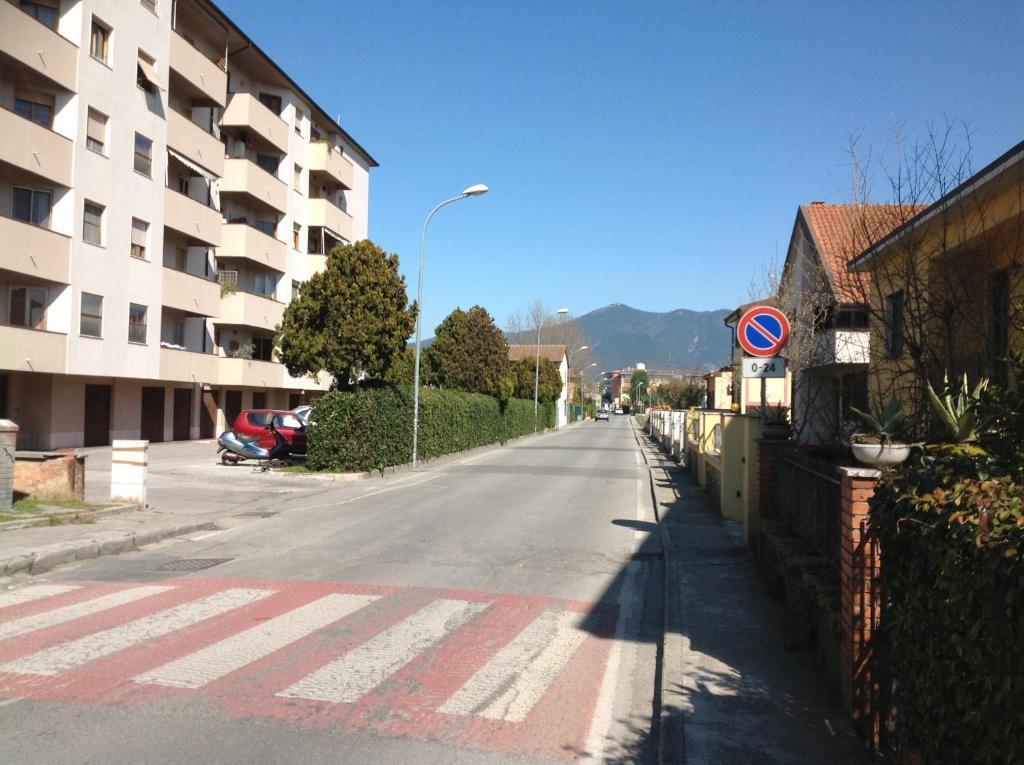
<box><xmin>0</xmin><ymin>578</ymin><xmax>618</xmax><ymax>761</ymax></box>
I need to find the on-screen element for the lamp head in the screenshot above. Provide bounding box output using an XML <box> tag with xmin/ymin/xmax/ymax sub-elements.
<box><xmin>579</xmin><ymin>345</ymin><xmax>589</xmax><ymax>351</ymax></box>
<box><xmin>556</xmin><ymin>308</ymin><xmax>569</xmax><ymax>315</ymax></box>
<box><xmin>462</xmin><ymin>184</ymin><xmax>489</xmax><ymax>197</ymax></box>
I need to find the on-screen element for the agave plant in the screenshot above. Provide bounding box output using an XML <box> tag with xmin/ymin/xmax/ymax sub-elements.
<box><xmin>850</xmin><ymin>397</ymin><xmax>907</xmax><ymax>444</ymax></box>
<box><xmin>926</xmin><ymin>372</ymin><xmax>989</xmax><ymax>442</ymax></box>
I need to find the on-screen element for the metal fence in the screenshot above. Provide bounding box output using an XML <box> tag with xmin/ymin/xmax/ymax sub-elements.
<box><xmin>776</xmin><ymin>449</ymin><xmax>842</xmax><ymax>577</ymax></box>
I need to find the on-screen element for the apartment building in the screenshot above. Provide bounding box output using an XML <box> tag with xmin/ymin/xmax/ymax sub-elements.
<box><xmin>0</xmin><ymin>0</ymin><xmax>376</xmax><ymax>449</ymax></box>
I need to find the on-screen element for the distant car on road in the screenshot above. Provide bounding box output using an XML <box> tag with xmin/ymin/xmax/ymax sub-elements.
<box><xmin>614</xmin><ymin>407</ymin><xmax>623</xmax><ymax>415</ymax></box>
<box><xmin>232</xmin><ymin>410</ymin><xmax>307</xmax><ymax>453</ymax></box>
<box><xmin>595</xmin><ymin>410</ymin><xmax>609</xmax><ymax>421</ymax></box>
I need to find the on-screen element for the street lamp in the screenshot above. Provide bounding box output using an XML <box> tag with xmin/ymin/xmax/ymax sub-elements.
<box><xmin>535</xmin><ymin>307</ymin><xmax>569</xmax><ymax>431</ymax></box>
<box><xmin>412</xmin><ymin>184</ymin><xmax>489</xmax><ymax>468</ymax></box>
<box><xmin>636</xmin><ymin>380</ymin><xmax>646</xmax><ymax>415</ymax></box>
<box><xmin>566</xmin><ymin>345</ymin><xmax>589</xmax><ymax>423</ymax></box>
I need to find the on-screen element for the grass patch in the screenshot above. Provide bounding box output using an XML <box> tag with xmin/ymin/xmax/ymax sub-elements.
<box><xmin>14</xmin><ymin>496</ymin><xmax>92</xmax><ymax>515</ymax></box>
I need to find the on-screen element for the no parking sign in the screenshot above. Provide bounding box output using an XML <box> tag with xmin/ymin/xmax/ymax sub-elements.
<box><xmin>737</xmin><ymin>306</ymin><xmax>790</xmax><ymax>358</ymax></box>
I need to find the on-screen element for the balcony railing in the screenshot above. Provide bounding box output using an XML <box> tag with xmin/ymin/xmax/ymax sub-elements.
<box><xmin>306</xmin><ymin>141</ymin><xmax>354</xmax><ymax>190</ymax></box>
<box><xmin>0</xmin><ymin>213</ymin><xmax>71</xmax><ymax>283</ymax></box>
<box><xmin>169</xmin><ymin>30</ymin><xmax>226</xmax><ymax>107</ymax></box>
<box><xmin>218</xmin><ymin>356</ymin><xmax>284</xmax><ymax>388</ymax></box>
<box><xmin>0</xmin><ymin>2</ymin><xmax>77</xmax><ymax>92</ymax></box>
<box><xmin>164</xmin><ymin>187</ymin><xmax>222</xmax><ymax>247</ymax></box>
<box><xmin>307</xmin><ymin>198</ymin><xmax>354</xmax><ymax>242</ymax></box>
<box><xmin>219</xmin><ymin>222</ymin><xmax>288</xmax><ymax>273</ymax></box>
<box><xmin>0</xmin><ymin>323</ymin><xmax>67</xmax><ymax>374</ymax></box>
<box><xmin>0</xmin><ymin>105</ymin><xmax>73</xmax><ymax>187</ymax></box>
<box><xmin>167</xmin><ymin>109</ymin><xmax>225</xmax><ymax>177</ymax></box>
<box><xmin>162</xmin><ymin>266</ymin><xmax>220</xmax><ymax>317</ymax></box>
<box><xmin>160</xmin><ymin>346</ymin><xmax>218</xmax><ymax>383</ymax></box>
<box><xmin>220</xmin><ymin>158</ymin><xmax>288</xmax><ymax>214</ymax></box>
<box><xmin>220</xmin><ymin>93</ymin><xmax>289</xmax><ymax>154</ymax></box>
<box><xmin>213</xmin><ymin>289</ymin><xmax>284</xmax><ymax>332</ymax></box>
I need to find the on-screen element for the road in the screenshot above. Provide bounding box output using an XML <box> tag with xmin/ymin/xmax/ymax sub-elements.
<box><xmin>1</xmin><ymin>416</ymin><xmax>662</xmax><ymax>764</ymax></box>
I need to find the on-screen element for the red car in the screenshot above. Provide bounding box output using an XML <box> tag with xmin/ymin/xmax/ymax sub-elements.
<box><xmin>231</xmin><ymin>409</ymin><xmax>307</xmax><ymax>452</ymax></box>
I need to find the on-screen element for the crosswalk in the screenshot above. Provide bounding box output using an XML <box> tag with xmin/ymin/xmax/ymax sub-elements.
<box><xmin>0</xmin><ymin>578</ymin><xmax>616</xmax><ymax>758</ymax></box>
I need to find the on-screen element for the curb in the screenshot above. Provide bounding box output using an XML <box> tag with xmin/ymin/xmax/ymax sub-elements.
<box><xmin>0</xmin><ymin>503</ymin><xmax>139</xmax><ymax>532</ymax></box>
<box><xmin>630</xmin><ymin>419</ymin><xmax>687</xmax><ymax>765</ymax></box>
<box><xmin>0</xmin><ymin>520</ymin><xmax>218</xmax><ymax>578</ymax></box>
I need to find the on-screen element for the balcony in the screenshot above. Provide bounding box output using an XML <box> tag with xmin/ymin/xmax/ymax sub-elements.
<box><xmin>810</xmin><ymin>329</ymin><xmax>870</xmax><ymax>367</ymax></box>
<box><xmin>160</xmin><ymin>347</ymin><xmax>218</xmax><ymax>383</ymax></box>
<box><xmin>221</xmin><ymin>158</ymin><xmax>287</xmax><ymax>214</ymax></box>
<box><xmin>0</xmin><ymin>106</ymin><xmax>72</xmax><ymax>187</ymax></box>
<box><xmin>307</xmin><ymin>198</ymin><xmax>354</xmax><ymax>242</ymax></box>
<box><xmin>282</xmin><ymin>367</ymin><xmax>332</xmax><ymax>392</ymax></box>
<box><xmin>0</xmin><ymin>324</ymin><xmax>66</xmax><ymax>374</ymax></box>
<box><xmin>0</xmin><ymin>2</ymin><xmax>77</xmax><ymax>92</ymax></box>
<box><xmin>214</xmin><ymin>290</ymin><xmax>284</xmax><ymax>333</ymax></box>
<box><xmin>219</xmin><ymin>223</ymin><xmax>287</xmax><ymax>273</ymax></box>
<box><xmin>162</xmin><ymin>267</ymin><xmax>220</xmax><ymax>317</ymax></box>
<box><xmin>220</xmin><ymin>93</ymin><xmax>289</xmax><ymax>154</ymax></box>
<box><xmin>306</xmin><ymin>141</ymin><xmax>354</xmax><ymax>190</ymax></box>
<box><xmin>169</xmin><ymin>31</ymin><xmax>226</xmax><ymax>107</ymax></box>
<box><xmin>218</xmin><ymin>357</ymin><xmax>283</xmax><ymax>388</ymax></box>
<box><xmin>164</xmin><ymin>188</ymin><xmax>222</xmax><ymax>247</ymax></box>
<box><xmin>167</xmin><ymin>109</ymin><xmax>225</xmax><ymax>177</ymax></box>
<box><xmin>0</xmin><ymin>214</ymin><xmax>70</xmax><ymax>283</ymax></box>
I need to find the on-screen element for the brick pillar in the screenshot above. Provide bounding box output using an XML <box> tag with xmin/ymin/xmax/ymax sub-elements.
<box><xmin>839</xmin><ymin>466</ymin><xmax>883</xmax><ymax>747</ymax></box>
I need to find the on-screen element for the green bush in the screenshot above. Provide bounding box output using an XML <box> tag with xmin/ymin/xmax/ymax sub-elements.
<box><xmin>871</xmin><ymin>449</ymin><xmax>1024</xmax><ymax>761</ymax></box>
<box><xmin>307</xmin><ymin>385</ymin><xmax>555</xmax><ymax>472</ymax></box>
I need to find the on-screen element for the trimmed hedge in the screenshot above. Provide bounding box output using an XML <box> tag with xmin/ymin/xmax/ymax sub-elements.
<box><xmin>307</xmin><ymin>385</ymin><xmax>556</xmax><ymax>472</ymax></box>
<box><xmin>871</xmin><ymin>445</ymin><xmax>1024</xmax><ymax>764</ymax></box>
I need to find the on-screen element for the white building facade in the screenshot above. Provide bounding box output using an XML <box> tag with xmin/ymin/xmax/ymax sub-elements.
<box><xmin>0</xmin><ymin>0</ymin><xmax>375</xmax><ymax>448</ymax></box>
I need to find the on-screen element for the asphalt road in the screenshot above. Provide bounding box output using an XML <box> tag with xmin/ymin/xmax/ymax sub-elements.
<box><xmin>1</xmin><ymin>416</ymin><xmax>662</xmax><ymax>764</ymax></box>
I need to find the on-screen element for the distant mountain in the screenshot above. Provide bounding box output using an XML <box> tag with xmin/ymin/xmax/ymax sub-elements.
<box><xmin>574</xmin><ymin>304</ymin><xmax>732</xmax><ymax>373</ymax></box>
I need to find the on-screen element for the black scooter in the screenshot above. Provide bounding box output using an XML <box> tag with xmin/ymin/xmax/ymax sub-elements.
<box><xmin>217</xmin><ymin>419</ymin><xmax>293</xmax><ymax>468</ymax></box>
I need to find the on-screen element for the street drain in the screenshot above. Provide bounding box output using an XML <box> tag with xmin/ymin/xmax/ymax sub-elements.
<box><xmin>158</xmin><ymin>558</ymin><xmax>234</xmax><ymax>572</ymax></box>
<box><xmin>234</xmin><ymin>511</ymin><xmax>278</xmax><ymax>518</ymax></box>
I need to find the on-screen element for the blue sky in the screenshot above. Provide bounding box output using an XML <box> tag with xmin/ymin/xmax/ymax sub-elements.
<box><xmin>219</xmin><ymin>0</ymin><xmax>1024</xmax><ymax>334</ymax></box>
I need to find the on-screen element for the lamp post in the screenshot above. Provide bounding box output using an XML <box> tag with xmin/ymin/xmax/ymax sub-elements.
<box><xmin>412</xmin><ymin>184</ymin><xmax>488</xmax><ymax>468</ymax></box>
<box><xmin>535</xmin><ymin>307</ymin><xmax>569</xmax><ymax>431</ymax></box>
<box><xmin>636</xmin><ymin>381</ymin><xmax>646</xmax><ymax>415</ymax></box>
<box><xmin>566</xmin><ymin>345</ymin><xmax>589</xmax><ymax>423</ymax></box>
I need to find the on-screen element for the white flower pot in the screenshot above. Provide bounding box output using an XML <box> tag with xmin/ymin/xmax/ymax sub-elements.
<box><xmin>851</xmin><ymin>442</ymin><xmax>911</xmax><ymax>467</ymax></box>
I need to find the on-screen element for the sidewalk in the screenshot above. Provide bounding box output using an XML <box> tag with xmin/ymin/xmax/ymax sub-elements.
<box><xmin>635</xmin><ymin>429</ymin><xmax>869</xmax><ymax>764</ymax></box>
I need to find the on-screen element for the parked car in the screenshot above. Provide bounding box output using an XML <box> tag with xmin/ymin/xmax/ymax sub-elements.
<box><xmin>232</xmin><ymin>410</ymin><xmax>307</xmax><ymax>452</ymax></box>
<box><xmin>291</xmin><ymin>404</ymin><xmax>314</xmax><ymax>425</ymax></box>
<box><xmin>595</xmin><ymin>410</ymin><xmax>609</xmax><ymax>421</ymax></box>
<box><xmin>614</xmin><ymin>407</ymin><xmax>623</xmax><ymax>415</ymax></box>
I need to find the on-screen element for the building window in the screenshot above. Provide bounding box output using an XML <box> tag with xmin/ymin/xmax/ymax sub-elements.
<box><xmin>254</xmin><ymin>272</ymin><xmax>276</xmax><ymax>299</ymax></box>
<box><xmin>12</xmin><ymin>187</ymin><xmax>51</xmax><ymax>226</ymax></box>
<box><xmin>90</xmin><ymin>18</ymin><xmax>111</xmax><ymax>64</ymax></box>
<box><xmin>293</xmin><ymin>164</ymin><xmax>302</xmax><ymax>192</ymax></box>
<box><xmin>86</xmin><ymin>108</ymin><xmax>108</xmax><ymax>154</ymax></box>
<box><xmin>253</xmin><ymin>337</ymin><xmax>274</xmax><ymax>362</ymax></box>
<box><xmin>258</xmin><ymin>92</ymin><xmax>282</xmax><ymax>115</ymax></box>
<box><xmin>128</xmin><ymin>303</ymin><xmax>148</xmax><ymax>344</ymax></box>
<box><xmin>134</xmin><ymin>132</ymin><xmax>153</xmax><ymax>177</ymax></box>
<box><xmin>19</xmin><ymin>0</ymin><xmax>59</xmax><ymax>30</ymax></box>
<box><xmin>80</xmin><ymin>293</ymin><xmax>103</xmax><ymax>337</ymax></box>
<box><xmin>292</xmin><ymin>222</ymin><xmax>301</xmax><ymax>250</ymax></box>
<box><xmin>170</xmin><ymin>319</ymin><xmax>185</xmax><ymax>346</ymax></box>
<box><xmin>294</xmin><ymin>108</ymin><xmax>304</xmax><ymax>135</ymax></box>
<box><xmin>291</xmin><ymin>280</ymin><xmax>301</xmax><ymax>299</ymax></box>
<box><xmin>884</xmin><ymin>291</ymin><xmax>905</xmax><ymax>358</ymax></box>
<box><xmin>137</xmin><ymin>50</ymin><xmax>160</xmax><ymax>93</ymax></box>
<box><xmin>130</xmin><ymin>218</ymin><xmax>149</xmax><ymax>260</ymax></box>
<box><xmin>9</xmin><ymin>286</ymin><xmax>47</xmax><ymax>329</ymax></box>
<box><xmin>255</xmin><ymin>153</ymin><xmax>279</xmax><ymax>175</ymax></box>
<box><xmin>14</xmin><ymin>93</ymin><xmax>53</xmax><ymax>128</ymax></box>
<box><xmin>83</xmin><ymin>201</ymin><xmax>104</xmax><ymax>245</ymax></box>
<box><xmin>178</xmin><ymin>176</ymin><xmax>190</xmax><ymax>195</ymax></box>
<box><xmin>253</xmin><ymin>219</ymin><xmax>276</xmax><ymax>237</ymax></box>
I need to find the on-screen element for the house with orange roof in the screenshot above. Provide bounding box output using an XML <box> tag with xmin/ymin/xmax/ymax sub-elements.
<box><xmin>508</xmin><ymin>344</ymin><xmax>569</xmax><ymax>427</ymax></box>
<box><xmin>778</xmin><ymin>202</ymin><xmax>921</xmax><ymax>445</ymax></box>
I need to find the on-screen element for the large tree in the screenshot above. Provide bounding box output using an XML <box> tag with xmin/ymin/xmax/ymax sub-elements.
<box><xmin>630</xmin><ymin>368</ymin><xmax>650</xmax><ymax>406</ymax></box>
<box><xmin>277</xmin><ymin>240</ymin><xmax>417</xmax><ymax>388</ymax></box>
<box><xmin>425</xmin><ymin>306</ymin><xmax>509</xmax><ymax>396</ymax></box>
<box><xmin>509</xmin><ymin>358</ymin><xmax>562</xmax><ymax>402</ymax></box>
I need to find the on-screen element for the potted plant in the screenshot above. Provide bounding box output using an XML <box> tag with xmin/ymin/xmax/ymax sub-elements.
<box><xmin>849</xmin><ymin>397</ymin><xmax>911</xmax><ymax>466</ymax></box>
<box><xmin>762</xmin><ymin>404</ymin><xmax>791</xmax><ymax>439</ymax></box>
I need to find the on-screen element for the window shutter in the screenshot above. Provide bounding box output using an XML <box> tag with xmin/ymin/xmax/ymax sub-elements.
<box><xmin>131</xmin><ymin>219</ymin><xmax>148</xmax><ymax>246</ymax></box>
<box><xmin>87</xmin><ymin>110</ymin><xmax>105</xmax><ymax>143</ymax></box>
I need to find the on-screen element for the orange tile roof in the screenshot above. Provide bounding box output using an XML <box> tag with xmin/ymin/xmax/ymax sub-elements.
<box><xmin>508</xmin><ymin>344</ymin><xmax>567</xmax><ymax>363</ymax></box>
<box><xmin>800</xmin><ymin>203</ymin><xmax>924</xmax><ymax>303</ymax></box>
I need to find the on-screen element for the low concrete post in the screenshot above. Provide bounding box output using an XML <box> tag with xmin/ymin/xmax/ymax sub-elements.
<box><xmin>0</xmin><ymin>420</ymin><xmax>18</xmax><ymax>512</ymax></box>
<box><xmin>111</xmin><ymin>439</ymin><xmax>148</xmax><ymax>506</ymax></box>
